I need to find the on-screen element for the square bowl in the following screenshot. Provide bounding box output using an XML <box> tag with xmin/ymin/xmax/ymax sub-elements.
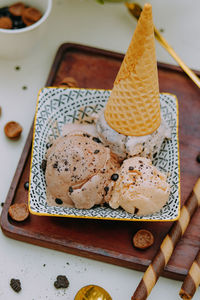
<box><xmin>29</xmin><ymin>87</ymin><xmax>180</xmax><ymax>221</ymax></box>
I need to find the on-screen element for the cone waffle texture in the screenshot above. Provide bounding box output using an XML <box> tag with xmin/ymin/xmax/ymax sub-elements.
<box><xmin>104</xmin><ymin>3</ymin><xmax>161</xmax><ymax>136</ymax></box>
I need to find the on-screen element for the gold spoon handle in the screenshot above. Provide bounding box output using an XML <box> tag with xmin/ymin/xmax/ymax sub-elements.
<box><xmin>126</xmin><ymin>3</ymin><xmax>200</xmax><ymax>88</ymax></box>
<box><xmin>153</xmin><ymin>27</ymin><xmax>200</xmax><ymax>88</ymax></box>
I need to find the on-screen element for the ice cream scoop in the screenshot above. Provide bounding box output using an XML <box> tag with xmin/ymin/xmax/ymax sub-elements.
<box><xmin>109</xmin><ymin>156</ymin><xmax>170</xmax><ymax>215</ymax></box>
<box><xmin>45</xmin><ymin>131</ymin><xmax>120</xmax><ymax>209</ymax></box>
<box><xmin>96</xmin><ymin>111</ymin><xmax>171</xmax><ymax>160</ymax></box>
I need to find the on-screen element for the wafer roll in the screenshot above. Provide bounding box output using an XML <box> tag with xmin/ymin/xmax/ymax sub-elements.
<box><xmin>132</xmin><ymin>178</ymin><xmax>200</xmax><ymax>300</ymax></box>
<box><xmin>179</xmin><ymin>250</ymin><xmax>200</xmax><ymax>299</ymax></box>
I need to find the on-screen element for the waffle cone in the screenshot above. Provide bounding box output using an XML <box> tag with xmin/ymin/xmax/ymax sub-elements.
<box><xmin>104</xmin><ymin>3</ymin><xmax>161</xmax><ymax>136</ymax></box>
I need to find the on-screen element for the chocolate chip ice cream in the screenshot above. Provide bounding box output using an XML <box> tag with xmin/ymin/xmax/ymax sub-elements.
<box><xmin>45</xmin><ymin>131</ymin><xmax>120</xmax><ymax>209</ymax></box>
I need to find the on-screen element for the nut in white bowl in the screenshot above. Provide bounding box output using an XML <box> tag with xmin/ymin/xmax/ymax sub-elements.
<box><xmin>0</xmin><ymin>0</ymin><xmax>52</xmax><ymax>59</ymax></box>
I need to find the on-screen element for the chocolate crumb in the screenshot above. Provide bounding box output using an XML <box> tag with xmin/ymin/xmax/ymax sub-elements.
<box><xmin>41</xmin><ymin>159</ymin><xmax>47</xmax><ymax>173</ymax></box>
<box><xmin>1</xmin><ymin>202</ymin><xmax>4</xmax><ymax>207</ymax></box>
<box><xmin>55</xmin><ymin>198</ymin><xmax>63</xmax><ymax>205</ymax></box>
<box><xmin>153</xmin><ymin>152</ymin><xmax>157</xmax><ymax>158</ymax></box>
<box><xmin>92</xmin><ymin>137</ymin><xmax>102</xmax><ymax>144</ymax></box>
<box><xmin>83</xmin><ymin>133</ymin><xmax>90</xmax><ymax>138</ymax></box>
<box><xmin>134</xmin><ymin>207</ymin><xmax>139</xmax><ymax>214</ymax></box>
<box><xmin>53</xmin><ymin>162</ymin><xmax>58</xmax><ymax>168</ymax></box>
<box><xmin>104</xmin><ymin>186</ymin><xmax>109</xmax><ymax>195</ymax></box>
<box><xmin>69</xmin><ymin>186</ymin><xmax>73</xmax><ymax>193</ymax></box>
<box><xmin>10</xmin><ymin>278</ymin><xmax>21</xmax><ymax>293</ymax></box>
<box><xmin>111</xmin><ymin>173</ymin><xmax>119</xmax><ymax>181</ymax></box>
<box><xmin>46</xmin><ymin>142</ymin><xmax>52</xmax><ymax>149</ymax></box>
<box><xmin>15</xmin><ymin>66</ymin><xmax>21</xmax><ymax>71</ymax></box>
<box><xmin>196</xmin><ymin>153</ymin><xmax>200</xmax><ymax>163</ymax></box>
<box><xmin>22</xmin><ymin>86</ymin><xmax>27</xmax><ymax>90</ymax></box>
<box><xmin>129</xmin><ymin>166</ymin><xmax>134</xmax><ymax>170</ymax></box>
<box><xmin>73</xmin><ymin>167</ymin><xmax>76</xmax><ymax>171</ymax></box>
<box><xmin>24</xmin><ymin>181</ymin><xmax>29</xmax><ymax>191</ymax></box>
<box><xmin>94</xmin><ymin>150</ymin><xmax>100</xmax><ymax>154</ymax></box>
<box><xmin>54</xmin><ymin>275</ymin><xmax>69</xmax><ymax>289</ymax></box>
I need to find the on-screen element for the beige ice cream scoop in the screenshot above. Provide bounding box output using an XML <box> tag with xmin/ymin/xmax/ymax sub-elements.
<box><xmin>45</xmin><ymin>131</ymin><xmax>120</xmax><ymax>209</ymax></box>
<box><xmin>109</xmin><ymin>156</ymin><xmax>170</xmax><ymax>215</ymax></box>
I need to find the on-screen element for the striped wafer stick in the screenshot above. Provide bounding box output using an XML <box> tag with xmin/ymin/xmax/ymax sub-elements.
<box><xmin>132</xmin><ymin>178</ymin><xmax>200</xmax><ymax>300</ymax></box>
<box><xmin>179</xmin><ymin>250</ymin><xmax>200</xmax><ymax>299</ymax></box>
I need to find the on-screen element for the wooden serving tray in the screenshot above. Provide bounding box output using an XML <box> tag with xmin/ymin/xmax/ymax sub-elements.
<box><xmin>1</xmin><ymin>43</ymin><xmax>200</xmax><ymax>281</ymax></box>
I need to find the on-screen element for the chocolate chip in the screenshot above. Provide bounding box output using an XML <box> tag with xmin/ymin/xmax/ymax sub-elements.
<box><xmin>10</xmin><ymin>278</ymin><xmax>21</xmax><ymax>293</ymax></box>
<box><xmin>196</xmin><ymin>153</ymin><xmax>200</xmax><ymax>163</ymax></box>
<box><xmin>46</xmin><ymin>142</ymin><xmax>52</xmax><ymax>149</ymax></box>
<box><xmin>92</xmin><ymin>137</ymin><xmax>102</xmax><ymax>143</ymax></box>
<box><xmin>134</xmin><ymin>207</ymin><xmax>139</xmax><ymax>214</ymax></box>
<box><xmin>53</xmin><ymin>162</ymin><xmax>58</xmax><ymax>168</ymax></box>
<box><xmin>15</xmin><ymin>65</ymin><xmax>21</xmax><ymax>71</ymax></box>
<box><xmin>24</xmin><ymin>181</ymin><xmax>29</xmax><ymax>191</ymax></box>
<box><xmin>41</xmin><ymin>159</ymin><xmax>47</xmax><ymax>173</ymax></box>
<box><xmin>4</xmin><ymin>121</ymin><xmax>22</xmax><ymax>139</ymax></box>
<box><xmin>111</xmin><ymin>173</ymin><xmax>119</xmax><ymax>181</ymax></box>
<box><xmin>83</xmin><ymin>133</ymin><xmax>90</xmax><ymax>138</ymax></box>
<box><xmin>133</xmin><ymin>229</ymin><xmax>154</xmax><ymax>250</ymax></box>
<box><xmin>73</xmin><ymin>167</ymin><xmax>76</xmax><ymax>171</ymax></box>
<box><xmin>153</xmin><ymin>152</ymin><xmax>157</xmax><ymax>158</ymax></box>
<box><xmin>94</xmin><ymin>150</ymin><xmax>100</xmax><ymax>154</ymax></box>
<box><xmin>129</xmin><ymin>166</ymin><xmax>134</xmax><ymax>170</ymax></box>
<box><xmin>54</xmin><ymin>275</ymin><xmax>69</xmax><ymax>289</ymax></box>
<box><xmin>55</xmin><ymin>198</ymin><xmax>63</xmax><ymax>205</ymax></box>
<box><xmin>69</xmin><ymin>186</ymin><xmax>73</xmax><ymax>193</ymax></box>
<box><xmin>1</xmin><ymin>202</ymin><xmax>4</xmax><ymax>207</ymax></box>
<box><xmin>8</xmin><ymin>203</ymin><xmax>29</xmax><ymax>222</ymax></box>
<box><xmin>104</xmin><ymin>186</ymin><xmax>109</xmax><ymax>195</ymax></box>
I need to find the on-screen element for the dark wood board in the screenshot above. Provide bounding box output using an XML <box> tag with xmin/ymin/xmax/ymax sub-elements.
<box><xmin>1</xmin><ymin>43</ymin><xmax>200</xmax><ymax>281</ymax></box>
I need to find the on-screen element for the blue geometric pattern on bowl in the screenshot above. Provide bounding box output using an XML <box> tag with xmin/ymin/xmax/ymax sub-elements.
<box><xmin>29</xmin><ymin>87</ymin><xmax>180</xmax><ymax>221</ymax></box>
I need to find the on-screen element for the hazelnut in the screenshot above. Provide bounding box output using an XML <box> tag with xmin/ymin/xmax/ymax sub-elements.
<box><xmin>9</xmin><ymin>2</ymin><xmax>25</xmax><ymax>17</ymax></box>
<box><xmin>4</xmin><ymin>121</ymin><xmax>22</xmax><ymax>139</ymax></box>
<box><xmin>22</xmin><ymin>7</ymin><xmax>42</xmax><ymax>26</ymax></box>
<box><xmin>0</xmin><ymin>17</ymin><xmax>12</xmax><ymax>29</ymax></box>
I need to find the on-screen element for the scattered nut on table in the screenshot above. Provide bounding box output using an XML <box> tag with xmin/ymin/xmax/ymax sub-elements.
<box><xmin>4</xmin><ymin>121</ymin><xmax>22</xmax><ymax>139</ymax></box>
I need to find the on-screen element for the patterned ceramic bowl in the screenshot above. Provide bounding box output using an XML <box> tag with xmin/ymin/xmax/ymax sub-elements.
<box><xmin>29</xmin><ymin>87</ymin><xmax>180</xmax><ymax>221</ymax></box>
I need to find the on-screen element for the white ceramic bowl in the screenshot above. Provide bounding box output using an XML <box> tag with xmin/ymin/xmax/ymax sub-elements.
<box><xmin>0</xmin><ymin>0</ymin><xmax>52</xmax><ymax>59</ymax></box>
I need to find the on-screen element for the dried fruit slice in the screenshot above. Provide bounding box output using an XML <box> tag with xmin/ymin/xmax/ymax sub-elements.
<box><xmin>133</xmin><ymin>229</ymin><xmax>154</xmax><ymax>249</ymax></box>
<box><xmin>9</xmin><ymin>2</ymin><xmax>25</xmax><ymax>17</ymax></box>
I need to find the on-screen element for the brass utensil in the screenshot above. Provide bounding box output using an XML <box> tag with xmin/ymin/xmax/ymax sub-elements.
<box><xmin>74</xmin><ymin>285</ymin><xmax>112</xmax><ymax>300</ymax></box>
<box><xmin>125</xmin><ymin>2</ymin><xmax>200</xmax><ymax>88</ymax></box>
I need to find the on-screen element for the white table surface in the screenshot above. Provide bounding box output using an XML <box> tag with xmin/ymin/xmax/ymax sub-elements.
<box><xmin>0</xmin><ymin>0</ymin><xmax>200</xmax><ymax>299</ymax></box>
